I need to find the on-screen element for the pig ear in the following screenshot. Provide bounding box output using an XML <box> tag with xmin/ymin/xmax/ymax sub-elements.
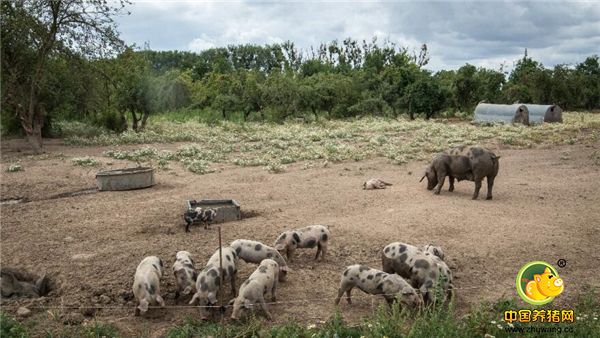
<box><xmin>274</xmin><ymin>244</ymin><xmax>285</xmax><ymax>251</ymax></box>
<box><xmin>183</xmin><ymin>286</ymin><xmax>193</xmax><ymax>295</ymax></box>
<box><xmin>534</xmin><ymin>274</ymin><xmax>541</xmax><ymax>282</ymax></box>
<box><xmin>543</xmin><ymin>267</ymin><xmax>551</xmax><ymax>274</ymax></box>
<box><xmin>281</xmin><ymin>265</ymin><xmax>290</xmax><ymax>272</ymax></box>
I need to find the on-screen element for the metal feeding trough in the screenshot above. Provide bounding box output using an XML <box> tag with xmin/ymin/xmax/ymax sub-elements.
<box><xmin>186</xmin><ymin>199</ymin><xmax>241</xmax><ymax>224</ymax></box>
<box><xmin>95</xmin><ymin>167</ymin><xmax>155</xmax><ymax>191</ymax></box>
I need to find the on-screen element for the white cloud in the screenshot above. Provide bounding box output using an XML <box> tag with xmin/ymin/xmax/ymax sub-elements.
<box><xmin>116</xmin><ymin>1</ymin><xmax>600</xmax><ymax>70</ymax></box>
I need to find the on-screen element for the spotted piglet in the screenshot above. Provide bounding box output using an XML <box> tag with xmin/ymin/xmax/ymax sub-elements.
<box><xmin>230</xmin><ymin>240</ymin><xmax>289</xmax><ymax>282</ymax></box>
<box><xmin>334</xmin><ymin>265</ymin><xmax>422</xmax><ymax>309</ymax></box>
<box><xmin>381</xmin><ymin>243</ymin><xmax>452</xmax><ymax>305</ymax></box>
<box><xmin>133</xmin><ymin>256</ymin><xmax>165</xmax><ymax>316</ymax></box>
<box><xmin>274</xmin><ymin>225</ymin><xmax>330</xmax><ymax>262</ymax></box>
<box><xmin>230</xmin><ymin>259</ymin><xmax>279</xmax><ymax>321</ymax></box>
<box><xmin>206</xmin><ymin>246</ymin><xmax>238</xmax><ymax>295</ymax></box>
<box><xmin>184</xmin><ymin>207</ymin><xmax>203</xmax><ymax>232</ymax></box>
<box><xmin>189</xmin><ymin>247</ymin><xmax>238</xmax><ymax>319</ymax></box>
<box><xmin>381</xmin><ymin>242</ymin><xmax>445</xmax><ymax>277</ymax></box>
<box><xmin>172</xmin><ymin>251</ymin><xmax>197</xmax><ymax>300</ymax></box>
<box><xmin>201</xmin><ymin>208</ymin><xmax>217</xmax><ymax>229</ymax></box>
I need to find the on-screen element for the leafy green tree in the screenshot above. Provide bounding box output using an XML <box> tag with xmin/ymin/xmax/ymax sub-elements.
<box><xmin>404</xmin><ymin>71</ymin><xmax>445</xmax><ymax>119</ymax></box>
<box><xmin>576</xmin><ymin>55</ymin><xmax>600</xmax><ymax>109</ymax></box>
<box><xmin>474</xmin><ymin>68</ymin><xmax>506</xmax><ymax>104</ymax></box>
<box><xmin>264</xmin><ymin>72</ymin><xmax>300</xmax><ymax>120</ymax></box>
<box><xmin>0</xmin><ymin>0</ymin><xmax>128</xmax><ymax>152</ymax></box>
<box><xmin>237</xmin><ymin>70</ymin><xmax>266</xmax><ymax>121</ymax></box>
<box><xmin>453</xmin><ymin>64</ymin><xmax>478</xmax><ymax>110</ymax></box>
<box><xmin>114</xmin><ymin>48</ymin><xmax>153</xmax><ymax>131</ymax></box>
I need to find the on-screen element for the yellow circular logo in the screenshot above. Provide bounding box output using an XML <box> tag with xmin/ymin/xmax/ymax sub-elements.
<box><xmin>516</xmin><ymin>261</ymin><xmax>564</xmax><ymax>305</ymax></box>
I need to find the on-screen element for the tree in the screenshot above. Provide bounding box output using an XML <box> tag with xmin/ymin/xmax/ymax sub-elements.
<box><xmin>453</xmin><ymin>64</ymin><xmax>478</xmax><ymax>110</ymax></box>
<box><xmin>1</xmin><ymin>0</ymin><xmax>128</xmax><ymax>152</ymax></box>
<box><xmin>114</xmin><ymin>48</ymin><xmax>153</xmax><ymax>131</ymax></box>
<box><xmin>576</xmin><ymin>55</ymin><xmax>600</xmax><ymax>109</ymax></box>
<box><xmin>404</xmin><ymin>72</ymin><xmax>445</xmax><ymax>119</ymax></box>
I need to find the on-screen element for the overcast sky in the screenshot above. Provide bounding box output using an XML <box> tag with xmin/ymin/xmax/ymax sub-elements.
<box><xmin>116</xmin><ymin>1</ymin><xmax>600</xmax><ymax>72</ymax></box>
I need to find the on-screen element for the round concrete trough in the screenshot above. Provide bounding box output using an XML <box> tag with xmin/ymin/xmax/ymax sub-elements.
<box><xmin>96</xmin><ymin>167</ymin><xmax>155</xmax><ymax>191</ymax></box>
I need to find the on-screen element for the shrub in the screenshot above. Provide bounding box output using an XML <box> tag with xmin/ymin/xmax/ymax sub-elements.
<box><xmin>6</xmin><ymin>164</ymin><xmax>23</xmax><ymax>172</ymax></box>
<box><xmin>72</xmin><ymin>157</ymin><xmax>100</xmax><ymax>166</ymax></box>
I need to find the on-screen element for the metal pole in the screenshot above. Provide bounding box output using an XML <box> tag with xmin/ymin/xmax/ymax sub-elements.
<box><xmin>218</xmin><ymin>225</ymin><xmax>224</xmax><ymax>323</ymax></box>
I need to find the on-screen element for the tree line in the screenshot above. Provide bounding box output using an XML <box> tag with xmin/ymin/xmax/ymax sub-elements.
<box><xmin>1</xmin><ymin>1</ymin><xmax>599</xmax><ymax>153</ymax></box>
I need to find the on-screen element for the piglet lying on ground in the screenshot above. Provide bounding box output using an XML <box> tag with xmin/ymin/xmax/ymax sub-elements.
<box><xmin>230</xmin><ymin>240</ymin><xmax>289</xmax><ymax>282</ymax></box>
<box><xmin>334</xmin><ymin>265</ymin><xmax>422</xmax><ymax>309</ymax></box>
<box><xmin>274</xmin><ymin>225</ymin><xmax>330</xmax><ymax>262</ymax></box>
<box><xmin>133</xmin><ymin>256</ymin><xmax>165</xmax><ymax>316</ymax></box>
<box><xmin>0</xmin><ymin>267</ymin><xmax>50</xmax><ymax>298</ymax></box>
<box><xmin>172</xmin><ymin>251</ymin><xmax>197</xmax><ymax>300</ymax></box>
<box><xmin>363</xmin><ymin>178</ymin><xmax>393</xmax><ymax>190</ymax></box>
<box><xmin>189</xmin><ymin>247</ymin><xmax>238</xmax><ymax>319</ymax></box>
<box><xmin>230</xmin><ymin>259</ymin><xmax>279</xmax><ymax>321</ymax></box>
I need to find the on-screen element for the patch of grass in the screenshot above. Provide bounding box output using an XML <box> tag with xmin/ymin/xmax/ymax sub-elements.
<box><xmin>43</xmin><ymin>321</ymin><xmax>120</xmax><ymax>338</ymax></box>
<box><xmin>0</xmin><ymin>312</ymin><xmax>29</xmax><ymax>338</ymax></box>
<box><xmin>71</xmin><ymin>157</ymin><xmax>100</xmax><ymax>167</ymax></box>
<box><xmin>164</xmin><ymin>288</ymin><xmax>599</xmax><ymax>338</ymax></box>
<box><xmin>6</xmin><ymin>163</ymin><xmax>23</xmax><ymax>172</ymax></box>
<box><xmin>181</xmin><ymin>159</ymin><xmax>216</xmax><ymax>175</ymax></box>
<box><xmin>62</xmin><ymin>112</ymin><xmax>600</xmax><ymax>174</ymax></box>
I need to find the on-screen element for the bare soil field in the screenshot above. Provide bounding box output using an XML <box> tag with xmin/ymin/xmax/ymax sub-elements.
<box><xmin>1</xmin><ymin>138</ymin><xmax>600</xmax><ymax>337</ymax></box>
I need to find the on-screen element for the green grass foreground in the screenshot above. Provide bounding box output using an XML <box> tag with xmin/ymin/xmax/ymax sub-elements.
<box><xmin>2</xmin><ymin>289</ymin><xmax>599</xmax><ymax>338</ymax></box>
<box><xmin>55</xmin><ymin>112</ymin><xmax>600</xmax><ymax>174</ymax></box>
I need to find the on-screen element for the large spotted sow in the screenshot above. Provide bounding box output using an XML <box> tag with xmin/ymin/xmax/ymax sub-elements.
<box><xmin>230</xmin><ymin>240</ymin><xmax>289</xmax><ymax>282</ymax></box>
<box><xmin>421</xmin><ymin>145</ymin><xmax>500</xmax><ymax>200</ymax></box>
<box><xmin>230</xmin><ymin>259</ymin><xmax>279</xmax><ymax>321</ymax></box>
<box><xmin>133</xmin><ymin>256</ymin><xmax>165</xmax><ymax>316</ymax></box>
<box><xmin>274</xmin><ymin>225</ymin><xmax>330</xmax><ymax>262</ymax></box>
<box><xmin>381</xmin><ymin>243</ymin><xmax>453</xmax><ymax>305</ymax></box>
<box><xmin>189</xmin><ymin>247</ymin><xmax>238</xmax><ymax>319</ymax></box>
<box><xmin>172</xmin><ymin>251</ymin><xmax>197</xmax><ymax>300</ymax></box>
<box><xmin>334</xmin><ymin>265</ymin><xmax>422</xmax><ymax>309</ymax></box>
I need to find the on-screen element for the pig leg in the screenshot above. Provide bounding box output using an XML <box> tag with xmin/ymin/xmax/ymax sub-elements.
<box><xmin>315</xmin><ymin>243</ymin><xmax>322</xmax><ymax>260</ymax></box>
<box><xmin>472</xmin><ymin>177</ymin><xmax>483</xmax><ymax>200</ymax></box>
<box><xmin>271</xmin><ymin>282</ymin><xmax>277</xmax><ymax>302</ymax></box>
<box><xmin>335</xmin><ymin>281</ymin><xmax>354</xmax><ymax>305</ymax></box>
<box><xmin>486</xmin><ymin>176</ymin><xmax>494</xmax><ymax>200</ymax></box>
<box><xmin>448</xmin><ymin>176</ymin><xmax>455</xmax><ymax>192</ymax></box>
<box><xmin>258</xmin><ymin>296</ymin><xmax>272</xmax><ymax>320</ymax></box>
<box><xmin>434</xmin><ymin>170</ymin><xmax>447</xmax><ymax>195</ymax></box>
<box><xmin>320</xmin><ymin>243</ymin><xmax>328</xmax><ymax>260</ymax></box>
<box><xmin>230</xmin><ymin>272</ymin><xmax>237</xmax><ymax>296</ymax></box>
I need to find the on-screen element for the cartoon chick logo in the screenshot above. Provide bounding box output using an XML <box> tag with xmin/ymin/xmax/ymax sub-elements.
<box><xmin>516</xmin><ymin>261</ymin><xmax>564</xmax><ymax>305</ymax></box>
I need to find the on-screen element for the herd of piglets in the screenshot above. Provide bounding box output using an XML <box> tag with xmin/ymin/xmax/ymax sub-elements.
<box><xmin>132</xmin><ymin>145</ymin><xmax>499</xmax><ymax>320</ymax></box>
<box><xmin>133</xmin><ymin>227</ymin><xmax>451</xmax><ymax>321</ymax></box>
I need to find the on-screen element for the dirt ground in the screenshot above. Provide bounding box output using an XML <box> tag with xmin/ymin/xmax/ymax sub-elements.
<box><xmin>1</xmin><ymin>139</ymin><xmax>600</xmax><ymax>337</ymax></box>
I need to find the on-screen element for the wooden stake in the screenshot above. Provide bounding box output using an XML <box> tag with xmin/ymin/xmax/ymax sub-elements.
<box><xmin>218</xmin><ymin>225</ymin><xmax>224</xmax><ymax>323</ymax></box>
